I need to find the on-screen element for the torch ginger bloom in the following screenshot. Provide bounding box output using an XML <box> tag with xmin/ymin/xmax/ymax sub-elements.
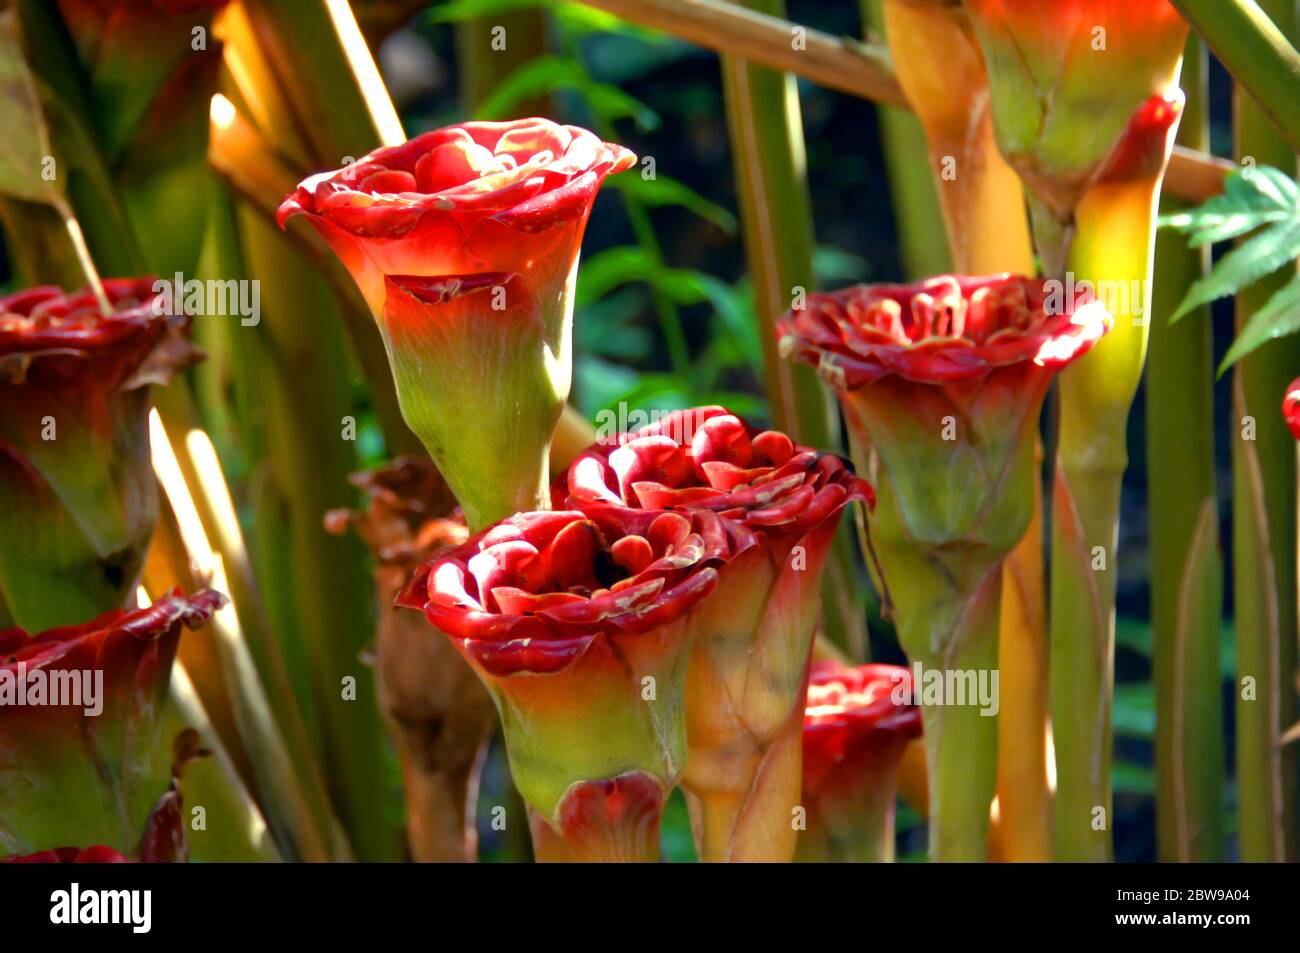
<box><xmin>798</xmin><ymin>661</ymin><xmax>921</xmax><ymax>863</ymax></box>
<box><xmin>398</xmin><ymin>508</ymin><xmax>751</xmax><ymax>861</ymax></box>
<box><xmin>279</xmin><ymin>120</ymin><xmax>636</xmax><ymax>531</ymax></box>
<box><xmin>780</xmin><ymin>275</ymin><xmax>1110</xmax><ymax>860</ymax></box>
<box><xmin>557</xmin><ymin>407</ymin><xmax>872</xmax><ymax>861</ymax></box>
<box><xmin>0</xmin><ymin>589</ymin><xmax>225</xmax><ymax>861</ymax></box>
<box><xmin>0</xmin><ymin>279</ymin><xmax>195</xmax><ymax>630</ymax></box>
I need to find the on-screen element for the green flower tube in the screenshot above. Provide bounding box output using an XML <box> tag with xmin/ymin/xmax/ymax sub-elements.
<box><xmin>782</xmin><ymin>274</ymin><xmax>1111</xmax><ymax>860</ymax></box>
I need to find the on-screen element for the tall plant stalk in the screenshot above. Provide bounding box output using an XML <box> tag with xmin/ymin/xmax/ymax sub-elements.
<box><xmin>720</xmin><ymin>0</ymin><xmax>867</xmax><ymax>660</ymax></box>
<box><xmin>1172</xmin><ymin>0</ymin><xmax>1300</xmax><ymax>152</ymax></box>
<box><xmin>859</xmin><ymin>1</ymin><xmax>953</xmax><ymax>281</ymax></box>
<box><xmin>871</xmin><ymin>0</ymin><xmax>1049</xmax><ymax>862</ymax></box>
<box><xmin>1231</xmin><ymin>0</ymin><xmax>1299</xmax><ymax>863</ymax></box>
<box><xmin>1146</xmin><ymin>38</ymin><xmax>1225</xmax><ymax>863</ymax></box>
<box><xmin>1051</xmin><ymin>121</ymin><xmax>1181</xmax><ymax>863</ymax></box>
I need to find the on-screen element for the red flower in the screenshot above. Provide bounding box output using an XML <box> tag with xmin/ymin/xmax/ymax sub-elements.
<box><xmin>779</xmin><ymin>274</ymin><xmax>1109</xmax><ymax>388</ymax></box>
<box><xmin>400</xmin><ymin>508</ymin><xmax>738</xmax><ymax>678</ymax></box>
<box><xmin>0</xmin><ymin>279</ymin><xmax>195</xmax><ymax>630</ymax></box>
<box><xmin>0</xmin><ymin>590</ymin><xmax>225</xmax><ymax>861</ymax></box>
<box><xmin>279</xmin><ymin>120</ymin><xmax>635</xmax><ymax>531</ymax></box>
<box><xmin>399</xmin><ymin>508</ymin><xmax>747</xmax><ymax>861</ymax></box>
<box><xmin>1285</xmin><ymin>378</ymin><xmax>1300</xmax><ymax>440</ymax></box>
<box><xmin>555</xmin><ymin>407</ymin><xmax>871</xmax><ymax>861</ymax></box>
<box><xmin>798</xmin><ymin>661</ymin><xmax>920</xmax><ymax>863</ymax></box>
<box><xmin>560</xmin><ymin>405</ymin><xmax>874</xmax><ymax>526</ymax></box>
<box><xmin>802</xmin><ymin>661</ymin><xmax>921</xmax><ymax>795</ymax></box>
<box><xmin>1</xmin><ymin>846</ymin><xmax>131</xmax><ymax>864</ymax></box>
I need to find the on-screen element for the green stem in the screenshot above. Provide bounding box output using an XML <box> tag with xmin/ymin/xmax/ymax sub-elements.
<box><xmin>1172</xmin><ymin>0</ymin><xmax>1300</xmax><ymax>153</ymax></box>
<box><xmin>1232</xmin><ymin>0</ymin><xmax>1299</xmax><ymax>862</ymax></box>
<box><xmin>721</xmin><ymin>0</ymin><xmax>868</xmax><ymax>659</ymax></box>
<box><xmin>873</xmin><ymin>474</ymin><xmax>1001</xmax><ymax>862</ymax></box>
<box><xmin>1050</xmin><ymin>114</ymin><xmax>1173</xmax><ymax>863</ymax></box>
<box><xmin>1147</xmin><ymin>37</ymin><xmax>1225</xmax><ymax>863</ymax></box>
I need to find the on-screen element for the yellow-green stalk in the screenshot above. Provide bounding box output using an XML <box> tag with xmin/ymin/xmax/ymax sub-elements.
<box><xmin>1231</xmin><ymin>0</ymin><xmax>1299</xmax><ymax>863</ymax></box>
<box><xmin>1147</xmin><ymin>37</ymin><xmax>1225</xmax><ymax>863</ymax></box>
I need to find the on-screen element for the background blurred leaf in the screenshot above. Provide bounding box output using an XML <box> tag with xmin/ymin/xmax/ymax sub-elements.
<box><xmin>607</xmin><ymin>172</ymin><xmax>738</xmax><ymax>234</ymax></box>
<box><xmin>0</xmin><ymin>13</ymin><xmax>62</xmax><ymax>206</ymax></box>
<box><xmin>478</xmin><ymin>55</ymin><xmax>659</xmax><ymax>129</ymax></box>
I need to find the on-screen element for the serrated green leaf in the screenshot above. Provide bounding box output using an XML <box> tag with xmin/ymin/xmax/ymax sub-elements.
<box><xmin>1161</xmin><ymin>166</ymin><xmax>1296</xmax><ymax>247</ymax></box>
<box><xmin>606</xmin><ymin>173</ymin><xmax>737</xmax><ymax>233</ymax></box>
<box><xmin>1219</xmin><ymin>269</ymin><xmax>1300</xmax><ymax>371</ymax></box>
<box><xmin>0</xmin><ymin>12</ymin><xmax>61</xmax><ymax>206</ymax></box>
<box><xmin>1172</xmin><ymin>218</ymin><xmax>1300</xmax><ymax>321</ymax></box>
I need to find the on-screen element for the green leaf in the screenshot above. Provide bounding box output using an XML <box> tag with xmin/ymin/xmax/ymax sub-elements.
<box><xmin>1172</xmin><ymin>218</ymin><xmax>1300</xmax><ymax>322</ymax></box>
<box><xmin>1219</xmin><ymin>269</ymin><xmax>1300</xmax><ymax>371</ymax></box>
<box><xmin>606</xmin><ymin>173</ymin><xmax>737</xmax><ymax>234</ymax></box>
<box><xmin>0</xmin><ymin>11</ymin><xmax>61</xmax><ymax>206</ymax></box>
<box><xmin>576</xmin><ymin>246</ymin><xmax>658</xmax><ymax>305</ymax></box>
<box><xmin>1161</xmin><ymin>166</ymin><xmax>1295</xmax><ymax>247</ymax></box>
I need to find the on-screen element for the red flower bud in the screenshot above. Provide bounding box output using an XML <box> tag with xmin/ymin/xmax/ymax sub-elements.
<box><xmin>399</xmin><ymin>508</ymin><xmax>747</xmax><ymax>860</ymax></box>
<box><xmin>798</xmin><ymin>661</ymin><xmax>920</xmax><ymax>863</ymax></box>
<box><xmin>0</xmin><ymin>589</ymin><xmax>224</xmax><ymax>860</ymax></box>
<box><xmin>1285</xmin><ymin>378</ymin><xmax>1300</xmax><ymax>441</ymax></box>
<box><xmin>0</xmin><ymin>280</ymin><xmax>196</xmax><ymax>629</ymax></box>
<box><xmin>556</xmin><ymin>407</ymin><xmax>871</xmax><ymax>861</ymax></box>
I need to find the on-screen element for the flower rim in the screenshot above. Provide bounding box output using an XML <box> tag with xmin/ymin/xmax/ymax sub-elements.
<box><xmin>804</xmin><ymin>660</ymin><xmax>922</xmax><ymax>739</ymax></box>
<box><xmin>0</xmin><ymin>278</ymin><xmax>177</xmax><ymax>359</ymax></box>
<box><xmin>558</xmin><ymin>406</ymin><xmax>873</xmax><ymax>537</ymax></box>
<box><xmin>277</xmin><ymin>119</ymin><xmax>636</xmax><ymax>241</ymax></box>
<box><xmin>0</xmin><ymin>589</ymin><xmax>227</xmax><ymax>675</ymax></box>
<box><xmin>778</xmin><ymin>274</ymin><xmax>1112</xmax><ymax>388</ymax></box>
<box><xmin>397</xmin><ymin>508</ymin><xmax>750</xmax><ymax>676</ymax></box>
